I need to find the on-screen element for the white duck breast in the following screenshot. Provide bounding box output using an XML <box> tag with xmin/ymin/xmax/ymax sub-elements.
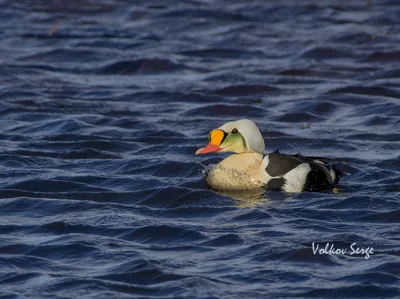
<box><xmin>195</xmin><ymin>119</ymin><xmax>342</xmax><ymax>192</ymax></box>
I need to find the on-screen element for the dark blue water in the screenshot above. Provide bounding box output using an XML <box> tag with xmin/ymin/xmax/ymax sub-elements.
<box><xmin>0</xmin><ymin>1</ymin><xmax>399</xmax><ymax>298</ymax></box>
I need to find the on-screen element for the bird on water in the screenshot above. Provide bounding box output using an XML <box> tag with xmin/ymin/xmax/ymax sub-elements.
<box><xmin>196</xmin><ymin>119</ymin><xmax>342</xmax><ymax>192</ymax></box>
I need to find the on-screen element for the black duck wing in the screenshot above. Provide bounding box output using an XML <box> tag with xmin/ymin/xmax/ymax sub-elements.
<box><xmin>295</xmin><ymin>154</ymin><xmax>342</xmax><ymax>191</ymax></box>
<box><xmin>294</xmin><ymin>154</ymin><xmax>343</xmax><ymax>186</ymax></box>
<box><xmin>265</xmin><ymin>150</ymin><xmax>342</xmax><ymax>192</ymax></box>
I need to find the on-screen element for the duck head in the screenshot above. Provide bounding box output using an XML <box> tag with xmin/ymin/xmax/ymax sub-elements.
<box><xmin>195</xmin><ymin>119</ymin><xmax>265</xmax><ymax>155</ymax></box>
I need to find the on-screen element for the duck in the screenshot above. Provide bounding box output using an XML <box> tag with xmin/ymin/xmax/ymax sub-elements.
<box><xmin>195</xmin><ymin>119</ymin><xmax>342</xmax><ymax>192</ymax></box>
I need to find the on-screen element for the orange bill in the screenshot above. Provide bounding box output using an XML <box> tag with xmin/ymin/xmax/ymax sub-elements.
<box><xmin>195</xmin><ymin>129</ymin><xmax>225</xmax><ymax>155</ymax></box>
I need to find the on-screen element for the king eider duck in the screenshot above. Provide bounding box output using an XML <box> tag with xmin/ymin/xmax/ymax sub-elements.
<box><xmin>195</xmin><ymin>119</ymin><xmax>342</xmax><ymax>192</ymax></box>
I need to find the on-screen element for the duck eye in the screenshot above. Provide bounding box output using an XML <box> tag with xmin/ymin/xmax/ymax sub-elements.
<box><xmin>231</xmin><ymin>128</ymin><xmax>238</xmax><ymax>134</ymax></box>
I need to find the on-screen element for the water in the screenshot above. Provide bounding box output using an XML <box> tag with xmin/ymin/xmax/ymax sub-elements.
<box><xmin>0</xmin><ymin>0</ymin><xmax>399</xmax><ymax>298</ymax></box>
